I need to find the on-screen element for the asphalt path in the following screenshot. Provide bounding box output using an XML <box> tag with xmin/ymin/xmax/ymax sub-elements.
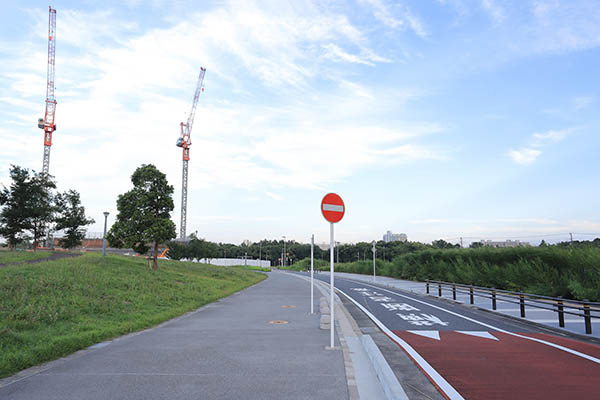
<box><xmin>306</xmin><ymin>271</ymin><xmax>600</xmax><ymax>400</ymax></box>
<box><xmin>0</xmin><ymin>272</ymin><xmax>348</xmax><ymax>400</ymax></box>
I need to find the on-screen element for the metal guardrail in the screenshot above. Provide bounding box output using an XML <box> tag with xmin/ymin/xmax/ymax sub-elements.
<box><xmin>426</xmin><ymin>280</ymin><xmax>600</xmax><ymax>335</ymax></box>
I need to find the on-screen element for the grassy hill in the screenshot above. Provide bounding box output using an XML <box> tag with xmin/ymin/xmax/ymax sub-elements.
<box><xmin>0</xmin><ymin>253</ymin><xmax>266</xmax><ymax>378</ymax></box>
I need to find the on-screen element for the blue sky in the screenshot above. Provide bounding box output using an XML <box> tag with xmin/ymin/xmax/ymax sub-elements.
<box><xmin>1</xmin><ymin>0</ymin><xmax>599</xmax><ymax>246</ymax></box>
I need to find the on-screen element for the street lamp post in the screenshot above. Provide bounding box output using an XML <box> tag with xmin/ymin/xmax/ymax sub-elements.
<box><xmin>372</xmin><ymin>240</ymin><xmax>376</xmax><ymax>282</ymax></box>
<box><xmin>282</xmin><ymin>235</ymin><xmax>286</xmax><ymax>267</ymax></box>
<box><xmin>102</xmin><ymin>212</ymin><xmax>109</xmax><ymax>256</ymax></box>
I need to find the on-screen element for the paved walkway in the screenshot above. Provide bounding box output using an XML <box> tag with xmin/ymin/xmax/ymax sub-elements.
<box><xmin>0</xmin><ymin>272</ymin><xmax>349</xmax><ymax>400</ymax></box>
<box><xmin>335</xmin><ymin>272</ymin><xmax>600</xmax><ymax>339</ymax></box>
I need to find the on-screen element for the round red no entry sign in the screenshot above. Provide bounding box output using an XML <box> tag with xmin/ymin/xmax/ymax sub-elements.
<box><xmin>321</xmin><ymin>193</ymin><xmax>345</xmax><ymax>223</ymax></box>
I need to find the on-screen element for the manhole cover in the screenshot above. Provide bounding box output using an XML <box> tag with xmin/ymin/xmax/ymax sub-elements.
<box><xmin>269</xmin><ymin>320</ymin><xmax>289</xmax><ymax>325</ymax></box>
<box><xmin>281</xmin><ymin>305</ymin><xmax>296</xmax><ymax>309</ymax></box>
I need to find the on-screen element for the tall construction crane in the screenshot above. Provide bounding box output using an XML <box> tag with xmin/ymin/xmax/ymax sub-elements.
<box><xmin>38</xmin><ymin>6</ymin><xmax>57</xmax><ymax>175</ymax></box>
<box><xmin>176</xmin><ymin>67</ymin><xmax>206</xmax><ymax>239</ymax></box>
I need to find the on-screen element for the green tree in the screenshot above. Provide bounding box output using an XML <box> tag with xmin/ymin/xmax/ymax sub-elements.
<box><xmin>26</xmin><ymin>173</ymin><xmax>57</xmax><ymax>250</ymax></box>
<box><xmin>0</xmin><ymin>165</ymin><xmax>31</xmax><ymax>250</ymax></box>
<box><xmin>54</xmin><ymin>190</ymin><xmax>95</xmax><ymax>249</ymax></box>
<box><xmin>0</xmin><ymin>166</ymin><xmax>56</xmax><ymax>250</ymax></box>
<box><xmin>106</xmin><ymin>164</ymin><xmax>176</xmax><ymax>269</ymax></box>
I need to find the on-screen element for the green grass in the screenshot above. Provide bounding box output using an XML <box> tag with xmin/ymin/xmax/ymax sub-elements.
<box><xmin>0</xmin><ymin>250</ymin><xmax>54</xmax><ymax>264</ymax></box>
<box><xmin>0</xmin><ymin>253</ymin><xmax>266</xmax><ymax>378</ymax></box>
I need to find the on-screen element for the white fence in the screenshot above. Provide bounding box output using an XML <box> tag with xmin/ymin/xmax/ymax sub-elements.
<box><xmin>180</xmin><ymin>258</ymin><xmax>271</xmax><ymax>268</ymax></box>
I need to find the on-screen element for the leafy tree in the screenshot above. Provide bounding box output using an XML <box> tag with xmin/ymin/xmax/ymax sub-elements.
<box><xmin>26</xmin><ymin>173</ymin><xmax>57</xmax><ymax>250</ymax></box>
<box><xmin>54</xmin><ymin>190</ymin><xmax>95</xmax><ymax>249</ymax></box>
<box><xmin>0</xmin><ymin>165</ymin><xmax>32</xmax><ymax>250</ymax></box>
<box><xmin>432</xmin><ymin>239</ymin><xmax>459</xmax><ymax>249</ymax></box>
<box><xmin>106</xmin><ymin>164</ymin><xmax>176</xmax><ymax>269</ymax></box>
<box><xmin>0</xmin><ymin>166</ymin><xmax>56</xmax><ymax>250</ymax></box>
<box><xmin>469</xmin><ymin>241</ymin><xmax>483</xmax><ymax>249</ymax></box>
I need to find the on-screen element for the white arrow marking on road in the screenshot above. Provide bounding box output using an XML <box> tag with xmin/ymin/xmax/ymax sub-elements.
<box><xmin>407</xmin><ymin>330</ymin><xmax>441</xmax><ymax>340</ymax></box>
<box><xmin>456</xmin><ymin>331</ymin><xmax>499</xmax><ymax>341</ymax></box>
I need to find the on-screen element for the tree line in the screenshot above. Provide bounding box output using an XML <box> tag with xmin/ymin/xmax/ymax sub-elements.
<box><xmin>0</xmin><ymin>165</ymin><xmax>94</xmax><ymax>250</ymax></box>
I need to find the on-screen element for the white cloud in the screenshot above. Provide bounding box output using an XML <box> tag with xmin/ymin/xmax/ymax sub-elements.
<box><xmin>360</xmin><ymin>0</ymin><xmax>428</xmax><ymax>36</ymax></box>
<box><xmin>573</xmin><ymin>96</ymin><xmax>594</xmax><ymax>110</ymax></box>
<box><xmin>409</xmin><ymin>219</ymin><xmax>449</xmax><ymax>224</ymax></box>
<box><xmin>532</xmin><ymin>128</ymin><xmax>572</xmax><ymax>145</ymax></box>
<box><xmin>265</xmin><ymin>192</ymin><xmax>282</xmax><ymax>201</ymax></box>
<box><xmin>481</xmin><ymin>0</ymin><xmax>505</xmax><ymax>23</ymax></box>
<box><xmin>506</xmin><ymin>148</ymin><xmax>541</xmax><ymax>165</ymax></box>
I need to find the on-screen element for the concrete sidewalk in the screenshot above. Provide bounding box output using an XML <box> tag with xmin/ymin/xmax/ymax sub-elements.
<box><xmin>0</xmin><ymin>272</ymin><xmax>349</xmax><ymax>400</ymax></box>
<box><xmin>335</xmin><ymin>272</ymin><xmax>600</xmax><ymax>339</ymax></box>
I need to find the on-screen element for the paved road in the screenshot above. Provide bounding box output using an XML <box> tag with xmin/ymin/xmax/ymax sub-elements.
<box><xmin>309</xmin><ymin>272</ymin><xmax>600</xmax><ymax>400</ymax></box>
<box><xmin>335</xmin><ymin>272</ymin><xmax>600</xmax><ymax>338</ymax></box>
<box><xmin>0</xmin><ymin>272</ymin><xmax>348</xmax><ymax>400</ymax></box>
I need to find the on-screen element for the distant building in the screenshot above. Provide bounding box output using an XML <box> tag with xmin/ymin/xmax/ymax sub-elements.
<box><xmin>480</xmin><ymin>240</ymin><xmax>530</xmax><ymax>248</ymax></box>
<box><xmin>383</xmin><ymin>231</ymin><xmax>407</xmax><ymax>243</ymax></box>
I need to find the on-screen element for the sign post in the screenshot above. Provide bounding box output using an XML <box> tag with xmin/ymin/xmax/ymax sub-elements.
<box><xmin>321</xmin><ymin>193</ymin><xmax>345</xmax><ymax>349</ymax></box>
<box><xmin>310</xmin><ymin>234</ymin><xmax>314</xmax><ymax>315</ymax></box>
<box><xmin>372</xmin><ymin>240</ymin><xmax>376</xmax><ymax>282</ymax></box>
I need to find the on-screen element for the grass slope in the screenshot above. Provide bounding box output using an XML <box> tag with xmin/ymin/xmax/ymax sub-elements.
<box><xmin>0</xmin><ymin>253</ymin><xmax>266</xmax><ymax>378</ymax></box>
<box><xmin>0</xmin><ymin>250</ymin><xmax>53</xmax><ymax>265</ymax></box>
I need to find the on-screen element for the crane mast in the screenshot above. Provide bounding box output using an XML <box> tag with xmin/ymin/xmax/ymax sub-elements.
<box><xmin>38</xmin><ymin>6</ymin><xmax>57</xmax><ymax>175</ymax></box>
<box><xmin>176</xmin><ymin>67</ymin><xmax>206</xmax><ymax>239</ymax></box>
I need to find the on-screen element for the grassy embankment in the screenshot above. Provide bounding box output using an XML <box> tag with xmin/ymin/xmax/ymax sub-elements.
<box><xmin>0</xmin><ymin>250</ymin><xmax>54</xmax><ymax>264</ymax></box>
<box><xmin>297</xmin><ymin>247</ymin><xmax>600</xmax><ymax>302</ymax></box>
<box><xmin>0</xmin><ymin>253</ymin><xmax>267</xmax><ymax>378</ymax></box>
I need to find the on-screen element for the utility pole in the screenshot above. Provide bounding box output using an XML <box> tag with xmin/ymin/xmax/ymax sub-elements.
<box><xmin>460</xmin><ymin>237</ymin><xmax>463</xmax><ymax>248</ymax></box>
<box><xmin>310</xmin><ymin>234</ymin><xmax>314</xmax><ymax>314</ymax></box>
<box><xmin>570</xmin><ymin>233</ymin><xmax>573</xmax><ymax>244</ymax></box>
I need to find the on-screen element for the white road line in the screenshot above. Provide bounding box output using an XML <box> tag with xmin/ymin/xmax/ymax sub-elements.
<box><xmin>339</xmin><ymin>279</ymin><xmax>600</xmax><ymax>365</ymax></box>
<box><xmin>337</xmin><ymin>289</ymin><xmax>465</xmax><ymax>400</ymax></box>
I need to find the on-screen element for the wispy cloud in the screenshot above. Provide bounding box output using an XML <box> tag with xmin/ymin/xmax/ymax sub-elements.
<box><xmin>506</xmin><ymin>148</ymin><xmax>541</xmax><ymax>165</ymax></box>
<box><xmin>360</xmin><ymin>0</ymin><xmax>428</xmax><ymax>36</ymax></box>
<box><xmin>409</xmin><ymin>219</ymin><xmax>449</xmax><ymax>224</ymax></box>
<box><xmin>481</xmin><ymin>0</ymin><xmax>506</xmax><ymax>23</ymax></box>
<box><xmin>508</xmin><ymin>127</ymin><xmax>574</xmax><ymax>165</ymax></box>
<box><xmin>531</xmin><ymin>128</ymin><xmax>573</xmax><ymax>146</ymax></box>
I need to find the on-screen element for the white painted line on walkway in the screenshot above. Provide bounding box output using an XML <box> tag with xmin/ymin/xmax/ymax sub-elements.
<box><xmin>342</xmin><ymin>279</ymin><xmax>600</xmax><ymax>365</ymax></box>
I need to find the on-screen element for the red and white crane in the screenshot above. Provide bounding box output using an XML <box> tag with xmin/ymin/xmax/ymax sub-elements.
<box><xmin>176</xmin><ymin>67</ymin><xmax>206</xmax><ymax>239</ymax></box>
<box><xmin>38</xmin><ymin>6</ymin><xmax>57</xmax><ymax>175</ymax></box>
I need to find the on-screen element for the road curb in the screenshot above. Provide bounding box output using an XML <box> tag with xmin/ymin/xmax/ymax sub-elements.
<box><xmin>360</xmin><ymin>335</ymin><xmax>409</xmax><ymax>400</ymax></box>
<box><xmin>288</xmin><ymin>272</ymin><xmax>403</xmax><ymax>400</ymax></box>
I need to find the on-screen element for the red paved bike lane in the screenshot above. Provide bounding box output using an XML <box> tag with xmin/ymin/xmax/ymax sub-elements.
<box><xmin>392</xmin><ymin>330</ymin><xmax>600</xmax><ymax>400</ymax></box>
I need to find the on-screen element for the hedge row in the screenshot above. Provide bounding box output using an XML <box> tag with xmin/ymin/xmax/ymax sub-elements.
<box><xmin>333</xmin><ymin>247</ymin><xmax>600</xmax><ymax>301</ymax></box>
